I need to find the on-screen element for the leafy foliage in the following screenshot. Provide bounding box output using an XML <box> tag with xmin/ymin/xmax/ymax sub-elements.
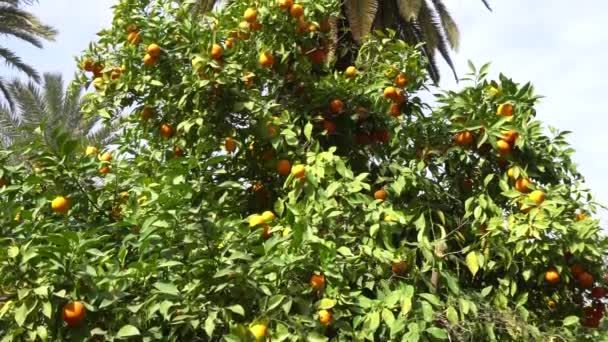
<box><xmin>0</xmin><ymin>0</ymin><xmax>606</xmax><ymax>341</ymax></box>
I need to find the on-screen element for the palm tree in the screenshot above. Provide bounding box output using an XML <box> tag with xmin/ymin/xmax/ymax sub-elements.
<box><xmin>189</xmin><ymin>0</ymin><xmax>490</xmax><ymax>83</ymax></box>
<box><xmin>0</xmin><ymin>0</ymin><xmax>57</xmax><ymax>107</ymax></box>
<box><xmin>0</xmin><ymin>73</ymin><xmax>120</xmax><ymax>150</ymax></box>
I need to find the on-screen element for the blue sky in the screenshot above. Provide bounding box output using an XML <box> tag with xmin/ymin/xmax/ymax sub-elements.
<box><xmin>6</xmin><ymin>0</ymin><xmax>608</xmax><ymax>222</ymax></box>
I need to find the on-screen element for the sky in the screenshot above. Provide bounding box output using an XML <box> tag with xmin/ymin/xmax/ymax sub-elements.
<box><xmin>5</xmin><ymin>0</ymin><xmax>608</xmax><ymax>223</ymax></box>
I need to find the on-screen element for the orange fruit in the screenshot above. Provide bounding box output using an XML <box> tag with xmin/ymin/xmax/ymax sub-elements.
<box><xmin>308</xmin><ymin>23</ymin><xmax>318</xmax><ymax>32</ymax></box>
<box><xmin>259</xmin><ymin>51</ymin><xmax>274</xmax><ymax>68</ymax></box>
<box><xmin>306</xmin><ymin>48</ymin><xmax>326</xmax><ymax>65</ymax></box>
<box><xmin>174</xmin><ymin>146</ymin><xmax>184</xmax><ymax>157</ymax></box>
<box><xmin>62</xmin><ymin>301</ymin><xmax>86</xmax><ymax>327</ymax></box>
<box><xmin>454</xmin><ymin>131</ymin><xmax>474</xmax><ymax>146</ymax></box>
<box><xmin>244</xmin><ymin>7</ymin><xmax>258</xmax><ymax>23</ymax></box>
<box><xmin>345</xmin><ymin>66</ymin><xmax>357</xmax><ymax>78</ymax></box>
<box><xmin>496</xmin><ymin>139</ymin><xmax>511</xmax><ymax>155</ymax></box>
<box><xmin>225</xmin><ymin>37</ymin><xmax>236</xmax><ymax>49</ymax></box>
<box><xmin>507</xmin><ymin>167</ymin><xmax>516</xmax><ymax>179</ymax></box>
<box><xmin>147</xmin><ymin>43</ymin><xmax>161</xmax><ymax>57</ymax></box>
<box><xmin>51</xmin><ymin>196</ymin><xmax>70</xmax><ymax>214</ymax></box>
<box><xmin>577</xmin><ymin>271</ymin><xmax>594</xmax><ymax>288</ymax></box>
<box><xmin>502</xmin><ymin>130</ymin><xmax>519</xmax><ymax>143</ymax></box>
<box><xmin>126</xmin><ymin>24</ymin><xmax>138</xmax><ymax>33</ymax></box>
<box><xmin>250</xmin><ymin>323</ymin><xmax>268</xmax><ymax>340</ymax></box>
<box><xmin>291</xmin><ymin>164</ymin><xmax>305</xmax><ymax>179</ymax></box>
<box><xmin>515</xmin><ymin>178</ymin><xmax>531</xmax><ymax>193</ymax></box>
<box><xmin>395</xmin><ymin>73</ymin><xmax>408</xmax><ymax>87</ymax></box>
<box><xmin>323</xmin><ymin>120</ymin><xmax>336</xmax><ymax>134</ymax></box>
<box><xmin>237</xmin><ymin>21</ymin><xmax>251</xmax><ymax>39</ymax></box>
<box><xmin>211</xmin><ymin>43</ymin><xmax>223</xmax><ymax>60</ymax></box>
<box><xmin>529</xmin><ymin>190</ymin><xmax>545</xmax><ymax>205</ymax></box>
<box><xmin>82</xmin><ymin>58</ymin><xmax>95</xmax><ymax>72</ymax></box>
<box><xmin>389</xmin><ymin>103</ymin><xmax>401</xmax><ymax>117</ymax></box>
<box><xmin>383</xmin><ymin>86</ymin><xmax>397</xmax><ymax>100</ymax></box>
<box><xmin>290</xmin><ymin>4</ymin><xmax>304</xmax><ymax>17</ymax></box>
<box><xmin>570</xmin><ymin>264</ymin><xmax>585</xmax><ymax>277</ymax></box>
<box><xmin>85</xmin><ymin>146</ymin><xmax>98</xmax><ymax>156</ymax></box>
<box><xmin>575</xmin><ymin>212</ymin><xmax>586</xmax><ymax>221</ymax></box>
<box><xmin>329</xmin><ymin>98</ymin><xmax>344</xmax><ymax>114</ymax></box>
<box><xmin>497</xmin><ymin>103</ymin><xmax>513</xmax><ymax>116</ymax></box>
<box><xmin>159</xmin><ymin>123</ymin><xmax>174</xmax><ymax>139</ymax></box>
<box><xmin>143</xmin><ymin>53</ymin><xmax>157</xmax><ymax>66</ymax></box>
<box><xmin>99</xmin><ymin>152</ymin><xmax>112</xmax><ymax>162</ymax></box>
<box><xmin>277</xmin><ymin>159</ymin><xmax>291</xmax><ymax>176</ymax></box>
<box><xmin>99</xmin><ymin>166</ymin><xmax>111</xmax><ymax>174</ymax></box>
<box><xmin>278</xmin><ymin>0</ymin><xmax>294</xmax><ymax>10</ymax></box>
<box><xmin>110</xmin><ymin>68</ymin><xmax>122</xmax><ymax>80</ymax></box>
<box><xmin>225</xmin><ymin>137</ymin><xmax>237</xmax><ymax>153</ymax></box>
<box><xmin>545</xmin><ymin>269</ymin><xmax>560</xmax><ymax>284</ymax></box>
<box><xmin>318</xmin><ymin>309</ymin><xmax>332</xmax><ymax>326</ymax></box>
<box><xmin>261</xmin><ymin>225</ymin><xmax>272</xmax><ymax>239</ymax></box>
<box><xmin>310</xmin><ymin>274</ymin><xmax>325</xmax><ymax>290</ymax></box>
<box><xmin>142</xmin><ymin>106</ymin><xmax>154</xmax><ymax>120</ymax></box>
<box><xmin>391</xmin><ymin>260</ymin><xmax>408</xmax><ymax>274</ymax></box>
<box><xmin>374</xmin><ymin>189</ymin><xmax>388</xmax><ymax>201</ymax></box>
<box><xmin>127</xmin><ymin>31</ymin><xmax>141</xmax><ymax>44</ymax></box>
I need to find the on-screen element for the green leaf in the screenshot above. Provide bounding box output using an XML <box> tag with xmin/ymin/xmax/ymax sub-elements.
<box><xmin>421</xmin><ymin>301</ymin><xmax>433</xmax><ymax>322</ymax></box>
<box><xmin>363</xmin><ymin>311</ymin><xmax>380</xmax><ymax>334</ymax></box>
<box><xmin>154</xmin><ymin>282</ymin><xmax>180</xmax><ymax>296</ymax></box>
<box><xmin>466</xmin><ymin>251</ymin><xmax>479</xmax><ymax>276</ymax></box>
<box><xmin>7</xmin><ymin>246</ymin><xmax>19</xmax><ymax>258</ymax></box>
<box><xmin>563</xmin><ymin>316</ymin><xmax>579</xmax><ymax>326</ymax></box>
<box><xmin>426</xmin><ymin>327</ymin><xmax>448</xmax><ymax>340</ymax></box>
<box><xmin>418</xmin><ymin>293</ymin><xmax>441</xmax><ymax>307</ymax></box>
<box><xmin>304</xmin><ymin>122</ymin><xmax>313</xmax><ymax>141</ymax></box>
<box><xmin>267</xmin><ymin>295</ymin><xmax>285</xmax><ymax>312</ymax></box>
<box><xmin>116</xmin><ymin>325</ymin><xmax>140</xmax><ymax>338</ymax></box>
<box><xmin>42</xmin><ymin>301</ymin><xmax>52</xmax><ymax>319</ymax></box>
<box><xmin>446</xmin><ymin>306</ymin><xmax>459</xmax><ymax>325</ymax></box>
<box><xmin>481</xmin><ymin>286</ymin><xmax>493</xmax><ymax>297</ymax></box>
<box><xmin>317</xmin><ymin>298</ymin><xmax>337</xmax><ymax>310</ymax></box>
<box><xmin>14</xmin><ymin>303</ymin><xmax>27</xmax><ymax>326</ymax></box>
<box><xmin>226</xmin><ymin>305</ymin><xmax>245</xmax><ymax>316</ymax></box>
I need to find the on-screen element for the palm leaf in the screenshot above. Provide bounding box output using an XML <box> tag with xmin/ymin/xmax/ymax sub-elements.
<box><xmin>396</xmin><ymin>0</ymin><xmax>423</xmax><ymax>22</ymax></box>
<box><xmin>344</xmin><ymin>0</ymin><xmax>379</xmax><ymax>42</ymax></box>
<box><xmin>0</xmin><ymin>46</ymin><xmax>39</xmax><ymax>81</ymax></box>
<box><xmin>430</xmin><ymin>0</ymin><xmax>460</xmax><ymax>50</ymax></box>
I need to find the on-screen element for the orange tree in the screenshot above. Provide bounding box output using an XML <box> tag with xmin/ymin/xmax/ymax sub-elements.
<box><xmin>1</xmin><ymin>0</ymin><xmax>607</xmax><ymax>340</ymax></box>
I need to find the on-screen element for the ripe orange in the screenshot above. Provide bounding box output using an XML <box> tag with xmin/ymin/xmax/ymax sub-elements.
<box><xmin>147</xmin><ymin>43</ymin><xmax>161</xmax><ymax>57</ymax></box>
<box><xmin>392</xmin><ymin>89</ymin><xmax>406</xmax><ymax>103</ymax></box>
<box><xmin>395</xmin><ymin>73</ymin><xmax>408</xmax><ymax>87</ymax></box>
<box><xmin>51</xmin><ymin>196</ymin><xmax>70</xmax><ymax>214</ymax></box>
<box><xmin>127</xmin><ymin>31</ymin><xmax>141</xmax><ymax>44</ymax></box>
<box><xmin>389</xmin><ymin>103</ymin><xmax>401</xmax><ymax>117</ymax></box>
<box><xmin>225</xmin><ymin>137</ymin><xmax>237</xmax><ymax>153</ymax></box>
<box><xmin>99</xmin><ymin>152</ymin><xmax>112</xmax><ymax>162</ymax></box>
<box><xmin>82</xmin><ymin>58</ymin><xmax>95</xmax><ymax>72</ymax></box>
<box><xmin>126</xmin><ymin>24</ymin><xmax>138</xmax><ymax>33</ymax></box>
<box><xmin>306</xmin><ymin>48</ymin><xmax>326</xmax><ymax>65</ymax></box>
<box><xmin>308</xmin><ymin>23</ymin><xmax>318</xmax><ymax>32</ymax></box>
<box><xmin>496</xmin><ymin>139</ymin><xmax>511</xmax><ymax>155</ymax></box>
<box><xmin>323</xmin><ymin>120</ymin><xmax>336</xmax><ymax>134</ymax></box>
<box><xmin>142</xmin><ymin>106</ymin><xmax>154</xmax><ymax>120</ymax></box>
<box><xmin>515</xmin><ymin>178</ymin><xmax>531</xmax><ymax>193</ymax></box>
<box><xmin>391</xmin><ymin>260</ymin><xmax>408</xmax><ymax>274</ymax></box>
<box><xmin>575</xmin><ymin>212</ymin><xmax>586</xmax><ymax>221</ymax></box>
<box><xmin>291</xmin><ymin>164</ymin><xmax>306</xmax><ymax>179</ymax></box>
<box><xmin>529</xmin><ymin>190</ymin><xmax>545</xmax><ymax>205</ymax></box>
<box><xmin>159</xmin><ymin>123</ymin><xmax>174</xmax><ymax>139</ymax></box>
<box><xmin>454</xmin><ymin>131</ymin><xmax>474</xmax><ymax>146</ymax></box>
<box><xmin>544</xmin><ymin>269</ymin><xmax>560</xmax><ymax>284</ymax></box>
<box><xmin>278</xmin><ymin>0</ymin><xmax>294</xmax><ymax>10</ymax></box>
<box><xmin>99</xmin><ymin>166</ymin><xmax>111</xmax><ymax>174</ymax></box>
<box><xmin>277</xmin><ymin>159</ymin><xmax>291</xmax><ymax>176</ymax></box>
<box><xmin>345</xmin><ymin>66</ymin><xmax>357</xmax><ymax>78</ymax></box>
<box><xmin>570</xmin><ymin>263</ymin><xmax>585</xmax><ymax>277</ymax></box>
<box><xmin>502</xmin><ymin>130</ymin><xmax>519</xmax><ymax>143</ymax></box>
<box><xmin>290</xmin><ymin>4</ymin><xmax>304</xmax><ymax>17</ymax></box>
<box><xmin>310</xmin><ymin>274</ymin><xmax>325</xmax><ymax>290</ymax></box>
<box><xmin>62</xmin><ymin>301</ymin><xmax>86</xmax><ymax>327</ymax></box>
<box><xmin>250</xmin><ymin>323</ymin><xmax>268</xmax><ymax>340</ymax></box>
<box><xmin>318</xmin><ymin>309</ymin><xmax>332</xmax><ymax>326</ymax></box>
<box><xmin>329</xmin><ymin>98</ymin><xmax>344</xmax><ymax>114</ymax></box>
<box><xmin>143</xmin><ymin>53</ymin><xmax>157</xmax><ymax>66</ymax></box>
<box><xmin>238</xmin><ymin>21</ymin><xmax>251</xmax><ymax>40</ymax></box>
<box><xmin>577</xmin><ymin>271</ymin><xmax>594</xmax><ymax>288</ymax></box>
<box><xmin>497</xmin><ymin>103</ymin><xmax>513</xmax><ymax>116</ymax></box>
<box><xmin>259</xmin><ymin>51</ymin><xmax>274</xmax><ymax>68</ymax></box>
<box><xmin>244</xmin><ymin>7</ymin><xmax>258</xmax><ymax>23</ymax></box>
<box><xmin>174</xmin><ymin>146</ymin><xmax>184</xmax><ymax>157</ymax></box>
<box><xmin>225</xmin><ymin>37</ymin><xmax>236</xmax><ymax>49</ymax></box>
<box><xmin>211</xmin><ymin>43</ymin><xmax>223</xmax><ymax>60</ymax></box>
<box><xmin>383</xmin><ymin>86</ymin><xmax>397</xmax><ymax>100</ymax></box>
<box><xmin>261</xmin><ymin>225</ymin><xmax>272</xmax><ymax>239</ymax></box>
<box><xmin>374</xmin><ymin>189</ymin><xmax>388</xmax><ymax>201</ymax></box>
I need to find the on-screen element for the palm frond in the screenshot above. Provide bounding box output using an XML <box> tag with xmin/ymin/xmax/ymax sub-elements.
<box><xmin>0</xmin><ymin>5</ymin><xmax>56</xmax><ymax>40</ymax></box>
<box><xmin>0</xmin><ymin>46</ymin><xmax>39</xmax><ymax>81</ymax></box>
<box><xmin>396</xmin><ymin>0</ymin><xmax>423</xmax><ymax>22</ymax></box>
<box><xmin>0</xmin><ymin>25</ymin><xmax>44</xmax><ymax>48</ymax></box>
<box><xmin>8</xmin><ymin>78</ymin><xmax>46</xmax><ymax>126</ymax></box>
<box><xmin>481</xmin><ymin>0</ymin><xmax>492</xmax><ymax>12</ymax></box>
<box><xmin>431</xmin><ymin>0</ymin><xmax>460</xmax><ymax>50</ymax></box>
<box><xmin>0</xmin><ymin>76</ymin><xmax>14</xmax><ymax>110</ymax></box>
<box><xmin>344</xmin><ymin>0</ymin><xmax>379</xmax><ymax>42</ymax></box>
<box><xmin>41</xmin><ymin>73</ymin><xmax>64</xmax><ymax>120</ymax></box>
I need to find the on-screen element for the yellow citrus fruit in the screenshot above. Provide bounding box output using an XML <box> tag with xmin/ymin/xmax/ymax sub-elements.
<box><xmin>259</xmin><ymin>51</ymin><xmax>274</xmax><ymax>68</ymax></box>
<box><xmin>99</xmin><ymin>152</ymin><xmax>112</xmax><ymax>162</ymax></box>
<box><xmin>85</xmin><ymin>146</ymin><xmax>98</xmax><ymax>156</ymax></box>
<box><xmin>249</xmin><ymin>214</ymin><xmax>265</xmax><ymax>227</ymax></box>
<box><xmin>496</xmin><ymin>139</ymin><xmax>511</xmax><ymax>155</ymax></box>
<box><xmin>147</xmin><ymin>43</ymin><xmax>161</xmax><ymax>57</ymax></box>
<box><xmin>575</xmin><ymin>212</ymin><xmax>586</xmax><ymax>221</ymax></box>
<box><xmin>250</xmin><ymin>323</ymin><xmax>267</xmax><ymax>340</ymax></box>
<box><xmin>318</xmin><ymin>309</ymin><xmax>332</xmax><ymax>326</ymax></box>
<box><xmin>282</xmin><ymin>227</ymin><xmax>291</xmax><ymax>237</ymax></box>
<box><xmin>278</xmin><ymin>0</ymin><xmax>294</xmax><ymax>10</ymax></box>
<box><xmin>529</xmin><ymin>190</ymin><xmax>545</xmax><ymax>205</ymax></box>
<box><xmin>507</xmin><ymin>167</ymin><xmax>516</xmax><ymax>179</ymax></box>
<box><xmin>395</xmin><ymin>73</ymin><xmax>408</xmax><ymax>87</ymax></box>
<box><xmin>383</xmin><ymin>215</ymin><xmax>395</xmax><ymax>223</ymax></box>
<box><xmin>244</xmin><ymin>7</ymin><xmax>258</xmax><ymax>23</ymax></box>
<box><xmin>290</xmin><ymin>4</ymin><xmax>304</xmax><ymax>17</ymax></box>
<box><xmin>51</xmin><ymin>196</ymin><xmax>70</xmax><ymax>214</ymax></box>
<box><xmin>93</xmin><ymin>77</ymin><xmax>104</xmax><ymax>90</ymax></box>
<box><xmin>143</xmin><ymin>53</ymin><xmax>157</xmax><ymax>66</ymax></box>
<box><xmin>515</xmin><ymin>178</ymin><xmax>531</xmax><ymax>193</ymax></box>
<box><xmin>545</xmin><ymin>269</ymin><xmax>560</xmax><ymax>284</ymax></box>
<box><xmin>497</xmin><ymin>103</ymin><xmax>513</xmax><ymax>116</ymax></box>
<box><xmin>261</xmin><ymin>211</ymin><xmax>275</xmax><ymax>222</ymax></box>
<box><xmin>345</xmin><ymin>66</ymin><xmax>357</xmax><ymax>78</ymax></box>
<box><xmin>291</xmin><ymin>164</ymin><xmax>305</xmax><ymax>179</ymax></box>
